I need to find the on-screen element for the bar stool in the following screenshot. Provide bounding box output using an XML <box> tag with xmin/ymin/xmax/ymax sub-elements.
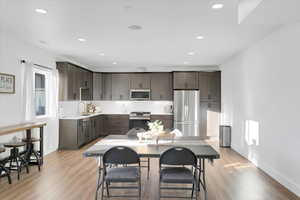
<box><xmin>0</xmin><ymin>147</ymin><xmax>12</xmax><ymax>184</ymax></box>
<box><xmin>22</xmin><ymin>137</ymin><xmax>42</xmax><ymax>171</ymax></box>
<box><xmin>4</xmin><ymin>142</ymin><xmax>29</xmax><ymax>180</ymax></box>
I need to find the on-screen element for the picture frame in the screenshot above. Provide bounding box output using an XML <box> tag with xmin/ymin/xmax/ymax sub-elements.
<box><xmin>0</xmin><ymin>73</ymin><xmax>15</xmax><ymax>94</ymax></box>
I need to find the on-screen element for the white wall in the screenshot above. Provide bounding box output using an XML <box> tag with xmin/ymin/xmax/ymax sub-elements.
<box><xmin>0</xmin><ymin>30</ymin><xmax>59</xmax><ymax>156</ymax></box>
<box><xmin>220</xmin><ymin>22</ymin><xmax>300</xmax><ymax>196</ymax></box>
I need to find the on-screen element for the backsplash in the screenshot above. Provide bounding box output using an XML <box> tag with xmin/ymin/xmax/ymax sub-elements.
<box><xmin>59</xmin><ymin>101</ymin><xmax>173</xmax><ymax>117</ymax></box>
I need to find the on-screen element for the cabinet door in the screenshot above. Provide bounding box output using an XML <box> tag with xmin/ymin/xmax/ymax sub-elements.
<box><xmin>199</xmin><ymin>72</ymin><xmax>221</xmax><ymax>101</ymax></box>
<box><xmin>57</xmin><ymin>63</ymin><xmax>69</xmax><ymax>101</ymax></box>
<box><xmin>93</xmin><ymin>73</ymin><xmax>102</xmax><ymax>100</ymax></box>
<box><xmin>112</xmin><ymin>74</ymin><xmax>130</xmax><ymax>100</ymax></box>
<box><xmin>173</xmin><ymin>72</ymin><xmax>198</xmax><ymax>90</ymax></box>
<box><xmin>198</xmin><ymin>72</ymin><xmax>210</xmax><ymax>99</ymax></box>
<box><xmin>208</xmin><ymin>72</ymin><xmax>221</xmax><ymax>101</ymax></box>
<box><xmin>102</xmin><ymin>74</ymin><xmax>112</xmax><ymax>100</ymax></box>
<box><xmin>77</xmin><ymin>120</ymin><xmax>86</xmax><ymax>146</ymax></box>
<box><xmin>151</xmin><ymin>73</ymin><xmax>173</xmax><ymax>100</ymax></box>
<box><xmin>199</xmin><ymin>102</ymin><xmax>208</xmax><ymax>139</ymax></box>
<box><xmin>130</xmin><ymin>73</ymin><xmax>150</xmax><ymax>89</ymax></box>
<box><xmin>107</xmin><ymin>115</ymin><xmax>129</xmax><ymax>135</ymax></box>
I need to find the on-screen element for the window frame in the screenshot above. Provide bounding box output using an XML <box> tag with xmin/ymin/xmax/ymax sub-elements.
<box><xmin>33</xmin><ymin>67</ymin><xmax>50</xmax><ymax>119</ymax></box>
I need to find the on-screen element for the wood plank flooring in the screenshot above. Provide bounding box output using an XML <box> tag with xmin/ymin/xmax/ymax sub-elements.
<box><xmin>0</xmin><ymin>139</ymin><xmax>299</xmax><ymax>200</ymax></box>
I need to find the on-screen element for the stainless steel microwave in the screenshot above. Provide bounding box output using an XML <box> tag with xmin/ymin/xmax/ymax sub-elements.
<box><xmin>130</xmin><ymin>89</ymin><xmax>151</xmax><ymax>100</ymax></box>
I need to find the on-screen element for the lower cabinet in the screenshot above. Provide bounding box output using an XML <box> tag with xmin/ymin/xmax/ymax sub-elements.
<box><xmin>150</xmin><ymin>115</ymin><xmax>173</xmax><ymax>130</ymax></box>
<box><xmin>59</xmin><ymin>115</ymin><xmax>105</xmax><ymax>149</ymax></box>
<box><xmin>103</xmin><ymin>115</ymin><xmax>129</xmax><ymax>135</ymax></box>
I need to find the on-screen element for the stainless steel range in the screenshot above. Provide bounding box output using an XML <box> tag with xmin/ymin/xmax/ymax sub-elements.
<box><xmin>129</xmin><ymin>112</ymin><xmax>151</xmax><ymax>130</ymax></box>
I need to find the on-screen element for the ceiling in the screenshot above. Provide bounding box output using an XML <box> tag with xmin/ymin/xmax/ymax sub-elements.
<box><xmin>1</xmin><ymin>0</ymin><xmax>299</xmax><ymax>71</ymax></box>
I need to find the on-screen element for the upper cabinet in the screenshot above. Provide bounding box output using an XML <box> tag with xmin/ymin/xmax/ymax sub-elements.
<box><xmin>112</xmin><ymin>74</ymin><xmax>130</xmax><ymax>100</ymax></box>
<box><xmin>173</xmin><ymin>72</ymin><xmax>199</xmax><ymax>90</ymax></box>
<box><xmin>198</xmin><ymin>71</ymin><xmax>221</xmax><ymax>101</ymax></box>
<box><xmin>130</xmin><ymin>73</ymin><xmax>150</xmax><ymax>89</ymax></box>
<box><xmin>102</xmin><ymin>73</ymin><xmax>112</xmax><ymax>100</ymax></box>
<box><xmin>151</xmin><ymin>73</ymin><xmax>173</xmax><ymax>100</ymax></box>
<box><xmin>57</xmin><ymin>62</ymin><xmax>93</xmax><ymax>101</ymax></box>
<box><xmin>93</xmin><ymin>73</ymin><xmax>102</xmax><ymax>100</ymax></box>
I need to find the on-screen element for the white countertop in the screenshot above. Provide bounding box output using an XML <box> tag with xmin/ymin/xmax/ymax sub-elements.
<box><xmin>59</xmin><ymin>112</ymin><xmax>173</xmax><ymax>120</ymax></box>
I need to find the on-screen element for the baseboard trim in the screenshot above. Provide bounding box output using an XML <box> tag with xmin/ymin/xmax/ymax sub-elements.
<box><xmin>231</xmin><ymin>144</ymin><xmax>300</xmax><ymax>197</ymax></box>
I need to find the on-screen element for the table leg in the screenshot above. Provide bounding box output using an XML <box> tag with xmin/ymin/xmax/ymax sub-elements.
<box><xmin>197</xmin><ymin>158</ymin><xmax>207</xmax><ymax>200</ymax></box>
<box><xmin>25</xmin><ymin>129</ymin><xmax>32</xmax><ymax>163</ymax></box>
<box><xmin>39</xmin><ymin>127</ymin><xmax>44</xmax><ymax>165</ymax></box>
<box><xmin>95</xmin><ymin>156</ymin><xmax>102</xmax><ymax>200</ymax></box>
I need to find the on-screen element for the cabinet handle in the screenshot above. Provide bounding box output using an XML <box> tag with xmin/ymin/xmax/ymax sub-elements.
<box><xmin>73</xmin><ymin>93</ymin><xmax>76</xmax><ymax>99</ymax></box>
<box><xmin>85</xmin><ymin>81</ymin><xmax>88</xmax><ymax>87</ymax></box>
<box><xmin>120</xmin><ymin>94</ymin><xmax>123</xmax><ymax>100</ymax></box>
<box><xmin>160</xmin><ymin>94</ymin><xmax>163</xmax><ymax>100</ymax></box>
<box><xmin>139</xmin><ymin>83</ymin><xmax>142</xmax><ymax>88</ymax></box>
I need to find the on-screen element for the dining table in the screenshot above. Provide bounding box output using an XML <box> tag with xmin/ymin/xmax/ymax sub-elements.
<box><xmin>84</xmin><ymin>135</ymin><xmax>220</xmax><ymax>200</ymax></box>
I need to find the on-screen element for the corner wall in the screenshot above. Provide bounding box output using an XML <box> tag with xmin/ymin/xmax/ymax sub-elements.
<box><xmin>220</xmin><ymin>22</ymin><xmax>300</xmax><ymax>196</ymax></box>
<box><xmin>0</xmin><ymin>30</ymin><xmax>59</xmax><ymax>155</ymax></box>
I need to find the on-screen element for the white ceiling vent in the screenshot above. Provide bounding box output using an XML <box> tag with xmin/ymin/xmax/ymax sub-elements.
<box><xmin>128</xmin><ymin>25</ymin><xmax>142</xmax><ymax>30</ymax></box>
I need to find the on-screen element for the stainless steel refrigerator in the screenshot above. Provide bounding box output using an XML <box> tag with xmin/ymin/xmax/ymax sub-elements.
<box><xmin>173</xmin><ymin>90</ymin><xmax>200</xmax><ymax>136</ymax></box>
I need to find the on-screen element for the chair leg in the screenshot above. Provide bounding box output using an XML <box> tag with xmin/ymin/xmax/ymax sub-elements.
<box><xmin>191</xmin><ymin>183</ymin><xmax>194</xmax><ymax>199</ymax></box>
<box><xmin>138</xmin><ymin>176</ymin><xmax>142</xmax><ymax>200</ymax></box>
<box><xmin>15</xmin><ymin>157</ymin><xmax>20</xmax><ymax>180</ymax></box>
<box><xmin>19</xmin><ymin>155</ymin><xmax>29</xmax><ymax>174</ymax></box>
<box><xmin>147</xmin><ymin>157</ymin><xmax>150</xmax><ymax>179</ymax></box>
<box><xmin>100</xmin><ymin>179</ymin><xmax>105</xmax><ymax>200</ymax></box>
<box><xmin>105</xmin><ymin>182</ymin><xmax>110</xmax><ymax>198</ymax></box>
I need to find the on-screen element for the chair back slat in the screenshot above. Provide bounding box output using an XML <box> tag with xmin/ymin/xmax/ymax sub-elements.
<box><xmin>160</xmin><ymin>147</ymin><xmax>197</xmax><ymax>166</ymax></box>
<box><xmin>103</xmin><ymin>146</ymin><xmax>140</xmax><ymax>165</ymax></box>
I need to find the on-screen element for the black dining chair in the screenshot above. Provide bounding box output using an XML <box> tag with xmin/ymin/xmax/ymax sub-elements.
<box><xmin>126</xmin><ymin>128</ymin><xmax>150</xmax><ymax>179</ymax></box>
<box><xmin>100</xmin><ymin>146</ymin><xmax>142</xmax><ymax>200</ymax></box>
<box><xmin>159</xmin><ymin>147</ymin><xmax>199</xmax><ymax>199</ymax></box>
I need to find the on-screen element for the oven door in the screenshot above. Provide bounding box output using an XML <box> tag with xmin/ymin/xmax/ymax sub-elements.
<box><xmin>130</xmin><ymin>90</ymin><xmax>150</xmax><ymax>100</ymax></box>
<box><xmin>129</xmin><ymin>119</ymin><xmax>150</xmax><ymax>130</ymax></box>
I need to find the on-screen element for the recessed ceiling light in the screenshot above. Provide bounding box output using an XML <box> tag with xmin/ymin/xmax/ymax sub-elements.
<box><xmin>196</xmin><ymin>35</ymin><xmax>204</xmax><ymax>40</ymax></box>
<box><xmin>77</xmin><ymin>38</ymin><xmax>86</xmax><ymax>42</ymax></box>
<box><xmin>112</xmin><ymin>62</ymin><xmax>117</xmax><ymax>65</ymax></box>
<box><xmin>212</xmin><ymin>3</ymin><xmax>224</xmax><ymax>10</ymax></box>
<box><xmin>183</xmin><ymin>61</ymin><xmax>190</xmax><ymax>65</ymax></box>
<box><xmin>128</xmin><ymin>25</ymin><xmax>142</xmax><ymax>30</ymax></box>
<box><xmin>35</xmin><ymin>8</ymin><xmax>47</xmax><ymax>14</ymax></box>
<box><xmin>188</xmin><ymin>52</ymin><xmax>195</xmax><ymax>56</ymax></box>
<box><xmin>99</xmin><ymin>53</ymin><xmax>105</xmax><ymax>56</ymax></box>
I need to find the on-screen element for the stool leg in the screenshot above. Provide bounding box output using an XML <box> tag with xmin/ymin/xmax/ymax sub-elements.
<box><xmin>15</xmin><ymin>156</ymin><xmax>20</xmax><ymax>180</ymax></box>
<box><xmin>1</xmin><ymin>166</ymin><xmax>12</xmax><ymax>184</ymax></box>
<box><xmin>33</xmin><ymin>150</ymin><xmax>41</xmax><ymax>171</ymax></box>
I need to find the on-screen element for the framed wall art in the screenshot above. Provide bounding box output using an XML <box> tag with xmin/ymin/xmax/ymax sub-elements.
<box><xmin>0</xmin><ymin>73</ymin><xmax>15</xmax><ymax>94</ymax></box>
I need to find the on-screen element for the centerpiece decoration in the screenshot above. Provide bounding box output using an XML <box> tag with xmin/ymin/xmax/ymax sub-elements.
<box><xmin>148</xmin><ymin>120</ymin><xmax>164</xmax><ymax>135</ymax></box>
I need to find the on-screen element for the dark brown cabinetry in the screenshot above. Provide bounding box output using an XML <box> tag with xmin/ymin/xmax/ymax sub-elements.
<box><xmin>150</xmin><ymin>115</ymin><xmax>173</xmax><ymax>130</ymax></box>
<box><xmin>93</xmin><ymin>73</ymin><xmax>102</xmax><ymax>100</ymax></box>
<box><xmin>57</xmin><ymin>62</ymin><xmax>93</xmax><ymax>101</ymax></box>
<box><xmin>130</xmin><ymin>73</ymin><xmax>150</xmax><ymax>89</ymax></box>
<box><xmin>103</xmin><ymin>115</ymin><xmax>129</xmax><ymax>135</ymax></box>
<box><xmin>198</xmin><ymin>72</ymin><xmax>221</xmax><ymax>101</ymax></box>
<box><xmin>151</xmin><ymin>73</ymin><xmax>173</xmax><ymax>100</ymax></box>
<box><xmin>59</xmin><ymin>115</ymin><xmax>104</xmax><ymax>149</ymax></box>
<box><xmin>102</xmin><ymin>73</ymin><xmax>112</xmax><ymax>100</ymax></box>
<box><xmin>173</xmin><ymin>72</ymin><xmax>199</xmax><ymax>90</ymax></box>
<box><xmin>112</xmin><ymin>74</ymin><xmax>130</xmax><ymax>100</ymax></box>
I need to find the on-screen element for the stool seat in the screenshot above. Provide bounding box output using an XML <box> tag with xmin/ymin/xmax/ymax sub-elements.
<box><xmin>0</xmin><ymin>147</ymin><xmax>5</xmax><ymax>153</ymax></box>
<box><xmin>22</xmin><ymin>138</ymin><xmax>41</xmax><ymax>143</ymax></box>
<box><xmin>3</xmin><ymin>142</ymin><xmax>26</xmax><ymax>148</ymax></box>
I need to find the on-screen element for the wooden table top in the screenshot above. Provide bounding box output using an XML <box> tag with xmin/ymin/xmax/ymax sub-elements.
<box><xmin>84</xmin><ymin>135</ymin><xmax>220</xmax><ymax>159</ymax></box>
<box><xmin>0</xmin><ymin>121</ymin><xmax>47</xmax><ymax>136</ymax></box>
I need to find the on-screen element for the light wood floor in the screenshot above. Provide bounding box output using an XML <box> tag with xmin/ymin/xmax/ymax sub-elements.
<box><xmin>0</xmin><ymin>139</ymin><xmax>299</xmax><ymax>200</ymax></box>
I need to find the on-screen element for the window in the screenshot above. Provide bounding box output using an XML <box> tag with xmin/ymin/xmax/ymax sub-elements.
<box><xmin>33</xmin><ymin>68</ymin><xmax>49</xmax><ymax>117</ymax></box>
